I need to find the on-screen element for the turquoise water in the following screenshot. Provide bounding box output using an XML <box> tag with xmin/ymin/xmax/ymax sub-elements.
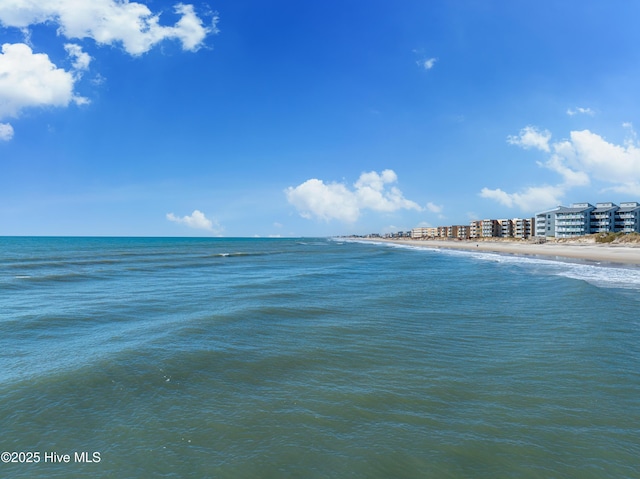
<box><xmin>1</xmin><ymin>237</ymin><xmax>639</xmax><ymax>478</ymax></box>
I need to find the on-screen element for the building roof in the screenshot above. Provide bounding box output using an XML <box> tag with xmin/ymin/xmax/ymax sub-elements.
<box><xmin>535</xmin><ymin>207</ymin><xmax>560</xmax><ymax>216</ymax></box>
<box><xmin>618</xmin><ymin>203</ymin><xmax>640</xmax><ymax>213</ymax></box>
<box><xmin>592</xmin><ymin>204</ymin><xmax>618</xmax><ymax>213</ymax></box>
<box><xmin>555</xmin><ymin>204</ymin><xmax>594</xmax><ymax>214</ymax></box>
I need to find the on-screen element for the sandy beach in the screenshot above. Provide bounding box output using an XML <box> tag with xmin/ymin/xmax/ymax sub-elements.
<box><xmin>359</xmin><ymin>238</ymin><xmax>640</xmax><ymax>266</ymax></box>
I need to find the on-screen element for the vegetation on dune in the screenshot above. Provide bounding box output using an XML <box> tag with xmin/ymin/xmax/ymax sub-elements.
<box><xmin>595</xmin><ymin>232</ymin><xmax>640</xmax><ymax>244</ymax></box>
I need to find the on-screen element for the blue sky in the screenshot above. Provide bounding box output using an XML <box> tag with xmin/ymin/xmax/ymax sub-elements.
<box><xmin>1</xmin><ymin>1</ymin><xmax>640</xmax><ymax>237</ymax></box>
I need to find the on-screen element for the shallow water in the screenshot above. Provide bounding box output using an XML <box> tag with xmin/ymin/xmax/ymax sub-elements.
<box><xmin>1</xmin><ymin>237</ymin><xmax>639</xmax><ymax>478</ymax></box>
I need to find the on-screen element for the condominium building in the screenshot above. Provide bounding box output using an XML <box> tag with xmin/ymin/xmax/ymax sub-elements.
<box><xmin>498</xmin><ymin>219</ymin><xmax>513</xmax><ymax>238</ymax></box>
<box><xmin>535</xmin><ymin>201</ymin><xmax>640</xmax><ymax>237</ymax></box>
<box><xmin>513</xmin><ymin>218</ymin><xmax>534</xmax><ymax>239</ymax></box>
<box><xmin>409</xmin><ymin>200</ymin><xmax>639</xmax><ymax>242</ymax></box>
<box><xmin>616</xmin><ymin>202</ymin><xmax>640</xmax><ymax>233</ymax></box>
<box><xmin>590</xmin><ymin>202</ymin><xmax>618</xmax><ymax>234</ymax></box>
<box><xmin>469</xmin><ymin>220</ymin><xmax>482</xmax><ymax>238</ymax></box>
<box><xmin>456</xmin><ymin>225</ymin><xmax>470</xmax><ymax>240</ymax></box>
<box><xmin>411</xmin><ymin>227</ymin><xmax>430</xmax><ymax>239</ymax></box>
<box><xmin>535</xmin><ymin>208</ymin><xmax>559</xmax><ymax>237</ymax></box>
<box><xmin>481</xmin><ymin>219</ymin><xmax>500</xmax><ymax>238</ymax></box>
<box><xmin>555</xmin><ymin>203</ymin><xmax>595</xmax><ymax>238</ymax></box>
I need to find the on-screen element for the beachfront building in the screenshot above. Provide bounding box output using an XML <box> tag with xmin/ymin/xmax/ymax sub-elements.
<box><xmin>535</xmin><ymin>208</ymin><xmax>559</xmax><ymax>237</ymax></box>
<box><xmin>411</xmin><ymin>227</ymin><xmax>430</xmax><ymax>239</ymax></box>
<box><xmin>469</xmin><ymin>220</ymin><xmax>482</xmax><ymax>239</ymax></box>
<box><xmin>555</xmin><ymin>203</ymin><xmax>595</xmax><ymax>238</ymax></box>
<box><xmin>409</xmin><ymin>201</ymin><xmax>640</xmax><ymax>242</ymax></box>
<box><xmin>590</xmin><ymin>202</ymin><xmax>618</xmax><ymax>234</ymax></box>
<box><xmin>499</xmin><ymin>219</ymin><xmax>513</xmax><ymax>238</ymax></box>
<box><xmin>615</xmin><ymin>202</ymin><xmax>640</xmax><ymax>233</ymax></box>
<box><xmin>535</xmin><ymin>201</ymin><xmax>640</xmax><ymax>237</ymax></box>
<box><xmin>481</xmin><ymin>219</ymin><xmax>500</xmax><ymax>238</ymax></box>
<box><xmin>456</xmin><ymin>225</ymin><xmax>470</xmax><ymax>240</ymax></box>
<box><xmin>513</xmin><ymin>218</ymin><xmax>534</xmax><ymax>239</ymax></box>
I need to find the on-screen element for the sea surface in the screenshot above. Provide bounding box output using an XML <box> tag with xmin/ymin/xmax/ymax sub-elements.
<box><xmin>1</xmin><ymin>237</ymin><xmax>639</xmax><ymax>478</ymax></box>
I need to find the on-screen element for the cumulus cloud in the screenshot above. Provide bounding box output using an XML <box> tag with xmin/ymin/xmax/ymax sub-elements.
<box><xmin>166</xmin><ymin>209</ymin><xmax>221</xmax><ymax>232</ymax></box>
<box><xmin>0</xmin><ymin>122</ymin><xmax>14</xmax><ymax>141</ymax></box>
<box><xmin>0</xmin><ymin>43</ymin><xmax>86</xmax><ymax>120</ymax></box>
<box><xmin>567</xmin><ymin>107</ymin><xmax>595</xmax><ymax>116</ymax></box>
<box><xmin>0</xmin><ymin>1</ymin><xmax>217</xmax><ymax>56</ymax></box>
<box><xmin>64</xmin><ymin>43</ymin><xmax>91</xmax><ymax>72</ymax></box>
<box><xmin>482</xmin><ymin>123</ymin><xmax>640</xmax><ymax>211</ymax></box>
<box><xmin>480</xmin><ymin>185</ymin><xmax>564</xmax><ymax>211</ymax></box>
<box><xmin>507</xmin><ymin>126</ymin><xmax>552</xmax><ymax>152</ymax></box>
<box><xmin>285</xmin><ymin>169</ymin><xmax>422</xmax><ymax>223</ymax></box>
<box><xmin>0</xmin><ymin>2</ymin><xmax>217</xmax><ymax>139</ymax></box>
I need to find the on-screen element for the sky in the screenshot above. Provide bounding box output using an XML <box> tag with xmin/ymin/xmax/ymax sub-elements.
<box><xmin>1</xmin><ymin>0</ymin><xmax>640</xmax><ymax>237</ymax></box>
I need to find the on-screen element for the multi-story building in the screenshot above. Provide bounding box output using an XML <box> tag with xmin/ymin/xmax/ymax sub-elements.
<box><xmin>513</xmin><ymin>218</ymin><xmax>534</xmax><ymax>239</ymax></box>
<box><xmin>411</xmin><ymin>227</ymin><xmax>434</xmax><ymax>239</ymax></box>
<box><xmin>615</xmin><ymin>202</ymin><xmax>640</xmax><ymax>233</ymax></box>
<box><xmin>456</xmin><ymin>225</ymin><xmax>470</xmax><ymax>239</ymax></box>
<box><xmin>535</xmin><ymin>201</ymin><xmax>640</xmax><ymax>237</ymax></box>
<box><xmin>590</xmin><ymin>202</ymin><xmax>618</xmax><ymax>233</ymax></box>
<box><xmin>410</xmin><ymin>200</ymin><xmax>640</xmax><ymax>242</ymax></box>
<box><xmin>498</xmin><ymin>219</ymin><xmax>513</xmax><ymax>238</ymax></box>
<box><xmin>535</xmin><ymin>208</ymin><xmax>559</xmax><ymax>237</ymax></box>
<box><xmin>469</xmin><ymin>220</ymin><xmax>482</xmax><ymax>238</ymax></box>
<box><xmin>555</xmin><ymin>203</ymin><xmax>595</xmax><ymax>238</ymax></box>
<box><xmin>481</xmin><ymin>219</ymin><xmax>500</xmax><ymax>238</ymax></box>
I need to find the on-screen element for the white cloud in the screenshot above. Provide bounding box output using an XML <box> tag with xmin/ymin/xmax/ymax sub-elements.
<box><xmin>568</xmin><ymin>129</ymin><xmax>640</xmax><ymax>190</ymax></box>
<box><xmin>166</xmin><ymin>209</ymin><xmax>221</xmax><ymax>232</ymax></box>
<box><xmin>0</xmin><ymin>2</ymin><xmax>216</xmax><ymax>137</ymax></box>
<box><xmin>426</xmin><ymin>202</ymin><xmax>443</xmax><ymax>213</ymax></box>
<box><xmin>0</xmin><ymin>122</ymin><xmax>14</xmax><ymax>141</ymax></box>
<box><xmin>0</xmin><ymin>43</ymin><xmax>86</xmax><ymax>120</ymax></box>
<box><xmin>0</xmin><ymin>1</ymin><xmax>217</xmax><ymax>56</ymax></box>
<box><xmin>507</xmin><ymin>126</ymin><xmax>552</xmax><ymax>152</ymax></box>
<box><xmin>483</xmin><ymin>123</ymin><xmax>640</xmax><ymax>210</ymax></box>
<box><xmin>480</xmin><ymin>185</ymin><xmax>564</xmax><ymax>211</ymax></box>
<box><xmin>285</xmin><ymin>169</ymin><xmax>422</xmax><ymax>223</ymax></box>
<box><xmin>285</xmin><ymin>179</ymin><xmax>361</xmax><ymax>222</ymax></box>
<box><xmin>64</xmin><ymin>43</ymin><xmax>91</xmax><ymax>72</ymax></box>
<box><xmin>539</xmin><ymin>148</ymin><xmax>590</xmax><ymax>187</ymax></box>
<box><xmin>567</xmin><ymin>107</ymin><xmax>595</xmax><ymax>116</ymax></box>
<box><xmin>418</xmin><ymin>57</ymin><xmax>437</xmax><ymax>70</ymax></box>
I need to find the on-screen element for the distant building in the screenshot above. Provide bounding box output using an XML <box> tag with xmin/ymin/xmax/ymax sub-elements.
<box><xmin>535</xmin><ymin>201</ymin><xmax>640</xmax><ymax>238</ymax></box>
<box><xmin>513</xmin><ymin>218</ymin><xmax>534</xmax><ymax>239</ymax></box>
<box><xmin>469</xmin><ymin>220</ymin><xmax>482</xmax><ymax>239</ymax></box>
<box><xmin>456</xmin><ymin>225</ymin><xmax>470</xmax><ymax>240</ymax></box>
<box><xmin>555</xmin><ymin>203</ymin><xmax>595</xmax><ymax>238</ymax></box>
<box><xmin>535</xmin><ymin>208</ymin><xmax>559</xmax><ymax>237</ymax></box>
<box><xmin>498</xmin><ymin>219</ymin><xmax>513</xmax><ymax>238</ymax></box>
<box><xmin>411</xmin><ymin>227</ymin><xmax>429</xmax><ymax>239</ymax></box>
<box><xmin>481</xmin><ymin>219</ymin><xmax>500</xmax><ymax>238</ymax></box>
<box><xmin>615</xmin><ymin>202</ymin><xmax>640</xmax><ymax>233</ymax></box>
<box><xmin>590</xmin><ymin>202</ymin><xmax>618</xmax><ymax>234</ymax></box>
<box><xmin>407</xmin><ymin>200</ymin><xmax>640</xmax><ymax>242</ymax></box>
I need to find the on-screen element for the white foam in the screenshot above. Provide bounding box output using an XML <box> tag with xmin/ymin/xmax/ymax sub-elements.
<box><xmin>360</xmin><ymin>239</ymin><xmax>640</xmax><ymax>291</ymax></box>
<box><xmin>437</xmin><ymin>246</ymin><xmax>640</xmax><ymax>290</ymax></box>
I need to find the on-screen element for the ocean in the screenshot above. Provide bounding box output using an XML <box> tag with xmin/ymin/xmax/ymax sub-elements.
<box><xmin>1</xmin><ymin>237</ymin><xmax>639</xmax><ymax>478</ymax></box>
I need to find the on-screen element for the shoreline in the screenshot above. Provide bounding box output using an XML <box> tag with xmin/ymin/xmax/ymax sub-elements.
<box><xmin>355</xmin><ymin>238</ymin><xmax>640</xmax><ymax>266</ymax></box>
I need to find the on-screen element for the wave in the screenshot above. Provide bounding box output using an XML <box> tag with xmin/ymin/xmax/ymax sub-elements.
<box><xmin>437</xmin><ymin>247</ymin><xmax>640</xmax><ymax>291</ymax></box>
<box><xmin>363</xmin><ymin>240</ymin><xmax>640</xmax><ymax>291</ymax></box>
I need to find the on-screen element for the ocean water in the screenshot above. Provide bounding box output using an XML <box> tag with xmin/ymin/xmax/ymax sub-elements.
<box><xmin>1</xmin><ymin>237</ymin><xmax>639</xmax><ymax>478</ymax></box>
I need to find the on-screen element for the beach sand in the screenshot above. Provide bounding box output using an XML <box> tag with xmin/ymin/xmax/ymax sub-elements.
<box><xmin>360</xmin><ymin>238</ymin><xmax>640</xmax><ymax>266</ymax></box>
